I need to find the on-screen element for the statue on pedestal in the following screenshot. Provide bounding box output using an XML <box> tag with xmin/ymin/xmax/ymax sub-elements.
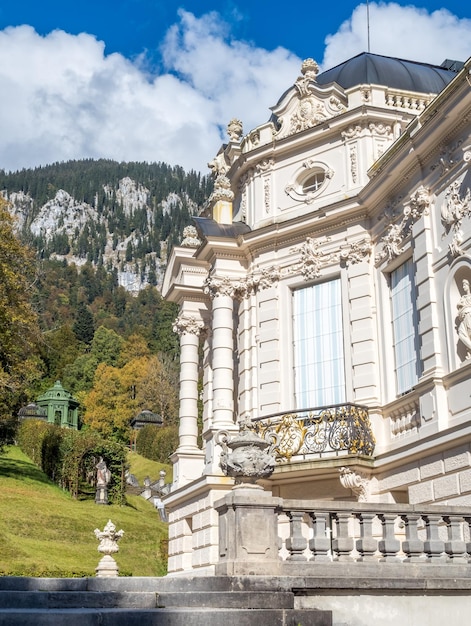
<box><xmin>95</xmin><ymin>457</ymin><xmax>111</xmax><ymax>505</ymax></box>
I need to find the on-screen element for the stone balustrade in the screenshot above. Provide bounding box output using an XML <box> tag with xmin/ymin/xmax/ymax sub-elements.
<box><xmin>215</xmin><ymin>491</ymin><xmax>471</xmax><ymax>576</ymax></box>
<box><xmin>280</xmin><ymin>500</ymin><xmax>470</xmax><ymax>564</ymax></box>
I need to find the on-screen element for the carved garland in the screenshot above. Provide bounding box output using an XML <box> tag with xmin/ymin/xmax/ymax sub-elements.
<box><xmin>376</xmin><ymin>186</ymin><xmax>432</xmax><ymax>263</ymax></box>
<box><xmin>202</xmin><ymin>235</ymin><xmax>373</xmax><ymax>300</ymax></box>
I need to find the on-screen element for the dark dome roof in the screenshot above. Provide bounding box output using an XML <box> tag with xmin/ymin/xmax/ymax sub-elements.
<box><xmin>317</xmin><ymin>52</ymin><xmax>458</xmax><ymax>94</ymax></box>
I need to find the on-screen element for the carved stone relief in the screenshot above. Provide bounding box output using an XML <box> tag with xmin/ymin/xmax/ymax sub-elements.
<box><xmin>338</xmin><ymin>237</ymin><xmax>372</xmax><ymax>267</ymax></box>
<box><xmin>430</xmin><ymin>139</ymin><xmax>463</xmax><ymax>177</ymax></box>
<box><xmin>272</xmin><ymin>59</ymin><xmax>346</xmax><ymax>140</ymax></box>
<box><xmin>256</xmin><ymin>158</ymin><xmax>274</xmax><ymax>173</ymax></box>
<box><xmin>290</xmin><ymin>236</ymin><xmax>332</xmax><ymax>280</ymax></box>
<box><xmin>203</xmin><ymin>269</ymin><xmax>280</xmax><ymax>301</ymax></box>
<box><xmin>441</xmin><ymin>179</ymin><xmax>471</xmax><ymax>257</ymax></box>
<box><xmin>339</xmin><ymin>467</ymin><xmax>370</xmax><ymax>502</ymax></box>
<box><xmin>264</xmin><ymin>177</ymin><xmax>271</xmax><ymax>214</ymax></box>
<box><xmin>376</xmin><ymin>186</ymin><xmax>432</xmax><ymax>263</ymax></box>
<box><xmin>349</xmin><ymin>144</ymin><xmax>358</xmax><ymax>184</ymax></box>
<box><xmin>173</xmin><ymin>315</ymin><xmax>205</xmax><ymax>336</ymax></box>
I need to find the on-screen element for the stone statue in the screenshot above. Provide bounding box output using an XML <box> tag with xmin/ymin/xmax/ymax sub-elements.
<box><xmin>96</xmin><ymin>457</ymin><xmax>111</xmax><ymax>487</ymax></box>
<box><xmin>457</xmin><ymin>278</ymin><xmax>471</xmax><ymax>358</ymax></box>
<box><xmin>96</xmin><ymin>457</ymin><xmax>111</xmax><ymax>504</ymax></box>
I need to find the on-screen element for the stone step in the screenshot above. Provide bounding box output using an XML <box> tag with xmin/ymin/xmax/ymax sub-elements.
<box><xmin>0</xmin><ymin>607</ymin><xmax>333</xmax><ymax>626</ymax></box>
<box><xmin>0</xmin><ymin>590</ymin><xmax>157</xmax><ymax>609</ymax></box>
<box><xmin>156</xmin><ymin>590</ymin><xmax>295</xmax><ymax>609</ymax></box>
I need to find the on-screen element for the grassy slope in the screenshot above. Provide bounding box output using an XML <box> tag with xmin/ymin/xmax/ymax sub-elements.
<box><xmin>0</xmin><ymin>446</ymin><xmax>170</xmax><ymax>577</ymax></box>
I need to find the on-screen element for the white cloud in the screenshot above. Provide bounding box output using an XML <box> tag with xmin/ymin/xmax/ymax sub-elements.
<box><xmin>322</xmin><ymin>2</ymin><xmax>471</xmax><ymax>69</ymax></box>
<box><xmin>0</xmin><ymin>16</ymin><xmax>300</xmax><ymax>174</ymax></box>
<box><xmin>0</xmin><ymin>6</ymin><xmax>470</xmax><ymax>174</ymax></box>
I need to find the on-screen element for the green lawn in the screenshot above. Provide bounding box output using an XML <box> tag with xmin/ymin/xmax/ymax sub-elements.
<box><xmin>0</xmin><ymin>446</ymin><xmax>170</xmax><ymax>577</ymax></box>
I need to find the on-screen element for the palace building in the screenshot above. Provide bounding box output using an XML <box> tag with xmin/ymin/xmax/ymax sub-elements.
<box><xmin>162</xmin><ymin>52</ymin><xmax>471</xmax><ymax>575</ymax></box>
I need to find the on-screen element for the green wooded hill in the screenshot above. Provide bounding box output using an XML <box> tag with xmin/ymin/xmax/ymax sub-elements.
<box><xmin>0</xmin><ymin>159</ymin><xmax>212</xmax><ymax>289</ymax></box>
<box><xmin>0</xmin><ymin>159</ymin><xmax>203</xmax><ymax>453</ymax></box>
<box><xmin>0</xmin><ymin>446</ymin><xmax>169</xmax><ymax>577</ymax></box>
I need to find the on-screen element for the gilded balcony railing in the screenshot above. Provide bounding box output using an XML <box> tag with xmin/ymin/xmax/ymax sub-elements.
<box><xmin>250</xmin><ymin>403</ymin><xmax>375</xmax><ymax>462</ymax></box>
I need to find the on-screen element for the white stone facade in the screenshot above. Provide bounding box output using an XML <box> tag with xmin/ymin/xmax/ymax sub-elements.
<box><xmin>163</xmin><ymin>53</ymin><xmax>471</xmax><ymax>574</ymax></box>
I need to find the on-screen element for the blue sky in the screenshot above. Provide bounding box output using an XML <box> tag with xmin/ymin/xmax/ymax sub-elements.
<box><xmin>0</xmin><ymin>2</ymin><xmax>470</xmax><ymax>173</ymax></box>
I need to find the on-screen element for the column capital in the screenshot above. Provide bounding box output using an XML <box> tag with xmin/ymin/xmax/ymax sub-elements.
<box><xmin>173</xmin><ymin>315</ymin><xmax>205</xmax><ymax>336</ymax></box>
<box><xmin>203</xmin><ymin>274</ymin><xmax>238</xmax><ymax>299</ymax></box>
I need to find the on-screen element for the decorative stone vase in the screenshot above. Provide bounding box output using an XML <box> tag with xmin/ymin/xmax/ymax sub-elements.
<box><xmin>94</xmin><ymin>519</ymin><xmax>124</xmax><ymax>577</ymax></box>
<box><xmin>217</xmin><ymin>419</ymin><xmax>277</xmax><ymax>487</ymax></box>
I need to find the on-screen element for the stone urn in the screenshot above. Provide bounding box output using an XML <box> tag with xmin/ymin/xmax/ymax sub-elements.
<box><xmin>94</xmin><ymin>519</ymin><xmax>124</xmax><ymax>577</ymax></box>
<box><xmin>217</xmin><ymin>418</ymin><xmax>277</xmax><ymax>488</ymax></box>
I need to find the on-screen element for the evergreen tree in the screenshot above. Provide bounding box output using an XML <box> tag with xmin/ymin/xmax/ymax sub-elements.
<box><xmin>73</xmin><ymin>302</ymin><xmax>95</xmax><ymax>344</ymax></box>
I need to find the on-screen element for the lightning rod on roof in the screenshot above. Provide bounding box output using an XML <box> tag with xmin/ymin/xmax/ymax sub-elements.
<box><xmin>366</xmin><ymin>0</ymin><xmax>371</xmax><ymax>53</ymax></box>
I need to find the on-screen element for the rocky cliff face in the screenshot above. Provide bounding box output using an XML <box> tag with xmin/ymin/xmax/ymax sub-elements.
<box><xmin>3</xmin><ymin>174</ymin><xmax>200</xmax><ymax>293</ymax></box>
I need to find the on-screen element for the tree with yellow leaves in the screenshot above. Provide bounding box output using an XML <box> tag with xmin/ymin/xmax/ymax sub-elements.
<box><xmin>82</xmin><ymin>354</ymin><xmax>178</xmax><ymax>443</ymax></box>
<box><xmin>0</xmin><ymin>197</ymin><xmax>42</xmax><ymax>440</ymax></box>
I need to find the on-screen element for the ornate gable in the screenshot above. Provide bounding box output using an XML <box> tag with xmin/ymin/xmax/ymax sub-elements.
<box><xmin>271</xmin><ymin>59</ymin><xmax>347</xmax><ymax>140</ymax></box>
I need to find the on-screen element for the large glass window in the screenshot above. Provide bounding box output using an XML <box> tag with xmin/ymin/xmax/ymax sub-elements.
<box><xmin>293</xmin><ymin>279</ymin><xmax>346</xmax><ymax>408</ymax></box>
<box><xmin>390</xmin><ymin>259</ymin><xmax>420</xmax><ymax>395</ymax></box>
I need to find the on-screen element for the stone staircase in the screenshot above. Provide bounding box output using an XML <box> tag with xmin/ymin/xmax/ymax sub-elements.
<box><xmin>0</xmin><ymin>576</ymin><xmax>332</xmax><ymax>625</ymax></box>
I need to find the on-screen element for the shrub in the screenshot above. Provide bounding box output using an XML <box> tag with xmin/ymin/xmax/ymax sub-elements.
<box><xmin>136</xmin><ymin>424</ymin><xmax>178</xmax><ymax>463</ymax></box>
<box><xmin>17</xmin><ymin>420</ymin><xmax>127</xmax><ymax>504</ymax></box>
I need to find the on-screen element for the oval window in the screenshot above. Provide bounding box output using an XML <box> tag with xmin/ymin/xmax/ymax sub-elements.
<box><xmin>302</xmin><ymin>170</ymin><xmax>325</xmax><ymax>194</ymax></box>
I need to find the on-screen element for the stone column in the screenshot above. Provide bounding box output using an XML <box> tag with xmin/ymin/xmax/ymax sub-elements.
<box><xmin>171</xmin><ymin>314</ymin><xmax>205</xmax><ymax>487</ymax></box>
<box><xmin>204</xmin><ymin>276</ymin><xmax>237</xmax><ymax>430</ymax></box>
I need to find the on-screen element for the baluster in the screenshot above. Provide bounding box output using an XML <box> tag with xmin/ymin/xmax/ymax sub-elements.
<box><xmin>464</xmin><ymin>516</ymin><xmax>471</xmax><ymax>563</ymax></box>
<box><xmin>285</xmin><ymin>510</ymin><xmax>307</xmax><ymax>561</ymax></box>
<box><xmin>332</xmin><ymin>512</ymin><xmax>354</xmax><ymax>561</ymax></box>
<box><xmin>444</xmin><ymin>515</ymin><xmax>467</xmax><ymax>563</ymax></box>
<box><xmin>423</xmin><ymin>514</ymin><xmax>446</xmax><ymax>562</ymax></box>
<box><xmin>378</xmin><ymin>513</ymin><xmax>400</xmax><ymax>562</ymax></box>
<box><xmin>356</xmin><ymin>512</ymin><xmax>378</xmax><ymax>561</ymax></box>
<box><xmin>308</xmin><ymin>511</ymin><xmax>331</xmax><ymax>562</ymax></box>
<box><xmin>401</xmin><ymin>513</ymin><xmax>425</xmax><ymax>562</ymax></box>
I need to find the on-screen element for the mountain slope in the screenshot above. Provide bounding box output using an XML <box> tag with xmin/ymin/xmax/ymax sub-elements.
<box><xmin>0</xmin><ymin>159</ymin><xmax>212</xmax><ymax>292</ymax></box>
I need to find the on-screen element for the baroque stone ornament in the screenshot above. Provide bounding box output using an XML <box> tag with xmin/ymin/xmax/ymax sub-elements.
<box><xmin>180</xmin><ymin>225</ymin><xmax>201</xmax><ymax>248</ymax></box>
<box><xmin>441</xmin><ymin>180</ymin><xmax>471</xmax><ymax>257</ymax></box>
<box><xmin>339</xmin><ymin>467</ymin><xmax>370</xmax><ymax>502</ymax></box>
<box><xmin>204</xmin><ymin>269</ymin><xmax>281</xmax><ymax>301</ymax></box>
<box><xmin>217</xmin><ymin>417</ymin><xmax>278</xmax><ymax>487</ymax></box>
<box><xmin>291</xmin><ymin>236</ymin><xmax>332</xmax><ymax>280</ymax></box>
<box><xmin>173</xmin><ymin>315</ymin><xmax>205</xmax><ymax>336</ymax></box>
<box><xmin>207</xmin><ymin>152</ymin><xmax>234</xmax><ymax>205</ymax></box>
<box><xmin>338</xmin><ymin>238</ymin><xmax>372</xmax><ymax>267</ymax></box>
<box><xmin>203</xmin><ymin>275</ymin><xmax>235</xmax><ymax>299</ymax></box>
<box><xmin>294</xmin><ymin>58</ymin><xmax>320</xmax><ymax>97</ymax></box>
<box><xmin>227</xmin><ymin>118</ymin><xmax>243</xmax><ymax>141</ymax></box>
<box><xmin>94</xmin><ymin>519</ymin><xmax>124</xmax><ymax>578</ymax></box>
<box><xmin>376</xmin><ymin>186</ymin><xmax>432</xmax><ymax>263</ymax></box>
